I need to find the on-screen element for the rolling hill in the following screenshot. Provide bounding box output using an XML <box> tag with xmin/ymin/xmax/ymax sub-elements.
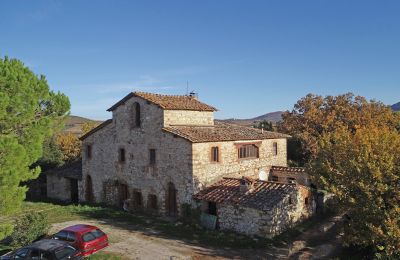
<box><xmin>64</xmin><ymin>115</ymin><xmax>103</xmax><ymax>135</ymax></box>
<box><xmin>392</xmin><ymin>102</ymin><xmax>400</xmax><ymax>112</ymax></box>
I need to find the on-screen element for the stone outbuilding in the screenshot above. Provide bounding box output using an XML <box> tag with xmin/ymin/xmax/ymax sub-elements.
<box><xmin>79</xmin><ymin>92</ymin><xmax>291</xmax><ymax>217</ymax></box>
<box><xmin>46</xmin><ymin>160</ymin><xmax>82</xmax><ymax>203</ymax></box>
<box><xmin>194</xmin><ymin>177</ymin><xmax>315</xmax><ymax>237</ymax></box>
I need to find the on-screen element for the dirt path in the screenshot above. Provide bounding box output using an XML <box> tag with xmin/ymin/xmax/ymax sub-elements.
<box><xmin>50</xmin><ymin>214</ymin><xmax>344</xmax><ymax>260</ymax></box>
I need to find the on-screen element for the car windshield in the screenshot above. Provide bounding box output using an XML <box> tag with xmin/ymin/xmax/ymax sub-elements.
<box><xmin>54</xmin><ymin>231</ymin><xmax>68</xmax><ymax>241</ymax></box>
<box><xmin>54</xmin><ymin>246</ymin><xmax>76</xmax><ymax>259</ymax></box>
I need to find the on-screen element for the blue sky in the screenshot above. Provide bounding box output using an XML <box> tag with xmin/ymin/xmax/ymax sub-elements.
<box><xmin>1</xmin><ymin>0</ymin><xmax>399</xmax><ymax>120</ymax></box>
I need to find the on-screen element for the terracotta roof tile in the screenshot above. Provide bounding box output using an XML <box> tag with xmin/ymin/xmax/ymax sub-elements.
<box><xmin>163</xmin><ymin>121</ymin><xmax>290</xmax><ymax>143</ymax></box>
<box><xmin>193</xmin><ymin>177</ymin><xmax>296</xmax><ymax>211</ymax></box>
<box><xmin>107</xmin><ymin>92</ymin><xmax>217</xmax><ymax>112</ymax></box>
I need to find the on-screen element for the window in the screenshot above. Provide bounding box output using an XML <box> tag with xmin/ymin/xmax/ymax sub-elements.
<box><xmin>148</xmin><ymin>194</ymin><xmax>157</xmax><ymax>210</ymax></box>
<box><xmin>305</xmin><ymin>197</ymin><xmax>309</xmax><ymax>205</ymax></box>
<box><xmin>133</xmin><ymin>191</ymin><xmax>143</xmax><ymax>207</ymax></box>
<box><xmin>208</xmin><ymin>201</ymin><xmax>217</xmax><ymax>216</ymax></box>
<box><xmin>133</xmin><ymin>102</ymin><xmax>141</xmax><ymax>128</ymax></box>
<box><xmin>15</xmin><ymin>248</ymin><xmax>30</xmax><ymax>258</ymax></box>
<box><xmin>66</xmin><ymin>232</ymin><xmax>76</xmax><ymax>242</ymax></box>
<box><xmin>211</xmin><ymin>147</ymin><xmax>219</xmax><ymax>162</ymax></box>
<box><xmin>288</xmin><ymin>177</ymin><xmax>296</xmax><ymax>184</ymax></box>
<box><xmin>54</xmin><ymin>246</ymin><xmax>76</xmax><ymax>259</ymax></box>
<box><xmin>82</xmin><ymin>232</ymin><xmax>96</xmax><ymax>242</ymax></box>
<box><xmin>238</xmin><ymin>144</ymin><xmax>259</xmax><ymax>159</ymax></box>
<box><xmin>54</xmin><ymin>230</ymin><xmax>68</xmax><ymax>241</ymax></box>
<box><xmin>273</xmin><ymin>142</ymin><xmax>278</xmax><ymax>156</ymax></box>
<box><xmin>86</xmin><ymin>144</ymin><xmax>92</xmax><ymax>159</ymax></box>
<box><xmin>149</xmin><ymin>149</ymin><xmax>156</xmax><ymax>165</ymax></box>
<box><xmin>271</xmin><ymin>175</ymin><xmax>279</xmax><ymax>182</ymax></box>
<box><xmin>119</xmin><ymin>148</ymin><xmax>125</xmax><ymax>162</ymax></box>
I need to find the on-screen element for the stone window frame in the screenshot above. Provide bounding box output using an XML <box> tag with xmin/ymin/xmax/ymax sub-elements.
<box><xmin>119</xmin><ymin>148</ymin><xmax>126</xmax><ymax>163</ymax></box>
<box><xmin>272</xmin><ymin>142</ymin><xmax>278</xmax><ymax>156</ymax></box>
<box><xmin>131</xmin><ymin>102</ymin><xmax>141</xmax><ymax>128</ymax></box>
<box><xmin>210</xmin><ymin>146</ymin><xmax>220</xmax><ymax>163</ymax></box>
<box><xmin>149</xmin><ymin>149</ymin><xmax>156</xmax><ymax>165</ymax></box>
<box><xmin>235</xmin><ymin>142</ymin><xmax>261</xmax><ymax>161</ymax></box>
<box><xmin>86</xmin><ymin>144</ymin><xmax>92</xmax><ymax>159</ymax></box>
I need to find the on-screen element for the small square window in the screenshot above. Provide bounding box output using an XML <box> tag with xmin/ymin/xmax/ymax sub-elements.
<box><xmin>271</xmin><ymin>175</ymin><xmax>279</xmax><ymax>182</ymax></box>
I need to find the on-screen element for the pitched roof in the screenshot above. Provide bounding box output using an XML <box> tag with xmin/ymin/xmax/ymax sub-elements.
<box><xmin>79</xmin><ymin>119</ymin><xmax>112</xmax><ymax>140</ymax></box>
<box><xmin>271</xmin><ymin>166</ymin><xmax>306</xmax><ymax>174</ymax></box>
<box><xmin>107</xmin><ymin>92</ymin><xmax>217</xmax><ymax>112</ymax></box>
<box><xmin>163</xmin><ymin>121</ymin><xmax>290</xmax><ymax>143</ymax></box>
<box><xmin>193</xmin><ymin>177</ymin><xmax>296</xmax><ymax>211</ymax></box>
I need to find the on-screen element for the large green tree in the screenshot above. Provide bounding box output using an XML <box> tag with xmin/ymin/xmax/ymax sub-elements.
<box><xmin>0</xmin><ymin>57</ymin><xmax>70</xmax><ymax>238</ymax></box>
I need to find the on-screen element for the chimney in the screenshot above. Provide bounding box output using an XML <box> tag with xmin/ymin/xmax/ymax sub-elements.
<box><xmin>189</xmin><ymin>91</ymin><xmax>198</xmax><ymax>100</ymax></box>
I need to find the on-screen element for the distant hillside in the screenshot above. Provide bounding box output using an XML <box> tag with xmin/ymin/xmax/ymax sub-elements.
<box><xmin>250</xmin><ymin>111</ymin><xmax>284</xmax><ymax>122</ymax></box>
<box><xmin>64</xmin><ymin>115</ymin><xmax>103</xmax><ymax>135</ymax></box>
<box><xmin>392</xmin><ymin>102</ymin><xmax>400</xmax><ymax>112</ymax></box>
<box><xmin>220</xmin><ymin>111</ymin><xmax>284</xmax><ymax>127</ymax></box>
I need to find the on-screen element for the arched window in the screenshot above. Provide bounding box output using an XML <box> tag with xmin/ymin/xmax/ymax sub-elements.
<box><xmin>133</xmin><ymin>102</ymin><xmax>141</xmax><ymax>128</ymax></box>
<box><xmin>85</xmin><ymin>175</ymin><xmax>94</xmax><ymax>203</ymax></box>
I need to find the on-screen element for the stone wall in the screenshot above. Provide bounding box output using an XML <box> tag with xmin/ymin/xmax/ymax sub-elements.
<box><xmin>47</xmin><ymin>174</ymin><xmax>71</xmax><ymax>202</ymax></box>
<box><xmin>269</xmin><ymin>170</ymin><xmax>310</xmax><ymax>186</ymax></box>
<box><xmin>217</xmin><ymin>185</ymin><xmax>314</xmax><ymax>238</ymax></box>
<box><xmin>192</xmin><ymin>138</ymin><xmax>287</xmax><ymax>192</ymax></box>
<box><xmin>163</xmin><ymin>110</ymin><xmax>214</xmax><ymax>126</ymax></box>
<box><xmin>81</xmin><ymin>95</ymin><xmax>194</xmax><ymax>216</ymax></box>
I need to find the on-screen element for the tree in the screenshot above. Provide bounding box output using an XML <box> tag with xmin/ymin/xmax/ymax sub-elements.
<box><xmin>253</xmin><ymin>120</ymin><xmax>274</xmax><ymax>131</ymax></box>
<box><xmin>310</xmin><ymin>126</ymin><xmax>400</xmax><ymax>256</ymax></box>
<box><xmin>56</xmin><ymin>133</ymin><xmax>81</xmax><ymax>162</ymax></box>
<box><xmin>0</xmin><ymin>57</ymin><xmax>69</xmax><ymax>239</ymax></box>
<box><xmin>278</xmin><ymin>93</ymin><xmax>400</xmax><ymax>163</ymax></box>
<box><xmin>81</xmin><ymin>121</ymin><xmax>99</xmax><ymax>135</ymax></box>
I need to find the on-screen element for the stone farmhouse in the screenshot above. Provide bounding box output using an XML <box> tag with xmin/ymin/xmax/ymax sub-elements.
<box><xmin>79</xmin><ymin>91</ymin><xmax>315</xmax><ymax>237</ymax></box>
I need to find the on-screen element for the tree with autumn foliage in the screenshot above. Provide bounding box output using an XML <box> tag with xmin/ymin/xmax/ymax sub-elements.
<box><xmin>0</xmin><ymin>57</ymin><xmax>70</xmax><ymax>239</ymax></box>
<box><xmin>310</xmin><ymin>126</ymin><xmax>400</xmax><ymax>256</ymax></box>
<box><xmin>278</xmin><ymin>93</ymin><xmax>400</xmax><ymax>163</ymax></box>
<box><xmin>280</xmin><ymin>93</ymin><xmax>400</xmax><ymax>256</ymax></box>
<box><xmin>55</xmin><ymin>121</ymin><xmax>99</xmax><ymax>162</ymax></box>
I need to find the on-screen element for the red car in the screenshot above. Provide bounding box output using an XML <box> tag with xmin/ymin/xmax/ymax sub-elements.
<box><xmin>52</xmin><ymin>224</ymin><xmax>109</xmax><ymax>257</ymax></box>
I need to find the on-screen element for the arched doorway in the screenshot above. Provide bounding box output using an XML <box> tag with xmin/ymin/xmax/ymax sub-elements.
<box><xmin>85</xmin><ymin>175</ymin><xmax>94</xmax><ymax>203</ymax></box>
<box><xmin>166</xmin><ymin>182</ymin><xmax>177</xmax><ymax>217</ymax></box>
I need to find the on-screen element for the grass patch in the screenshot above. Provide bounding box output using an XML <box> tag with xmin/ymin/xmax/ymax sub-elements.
<box><xmin>87</xmin><ymin>251</ymin><xmax>126</xmax><ymax>260</ymax></box>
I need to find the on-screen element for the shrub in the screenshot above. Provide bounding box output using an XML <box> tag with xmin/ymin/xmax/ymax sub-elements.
<box><xmin>10</xmin><ymin>212</ymin><xmax>50</xmax><ymax>249</ymax></box>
